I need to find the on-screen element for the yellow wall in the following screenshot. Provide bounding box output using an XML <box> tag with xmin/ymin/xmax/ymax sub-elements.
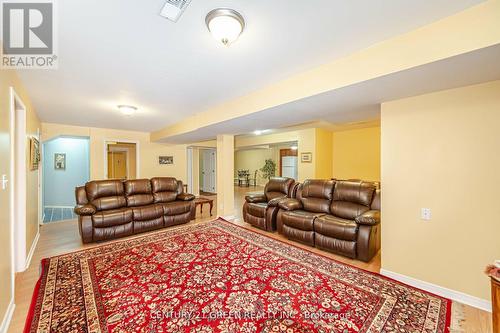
<box><xmin>41</xmin><ymin>123</ymin><xmax>188</xmax><ymax>182</ymax></box>
<box><xmin>332</xmin><ymin>127</ymin><xmax>381</xmax><ymax>181</ymax></box>
<box><xmin>315</xmin><ymin>128</ymin><xmax>333</xmax><ymax>179</ymax></box>
<box><xmin>381</xmin><ymin>80</ymin><xmax>500</xmax><ymax>302</ymax></box>
<box><xmin>0</xmin><ymin>69</ymin><xmax>40</xmax><ymax>326</ymax></box>
<box><xmin>234</xmin><ymin>149</ymin><xmax>274</xmax><ymax>186</ymax></box>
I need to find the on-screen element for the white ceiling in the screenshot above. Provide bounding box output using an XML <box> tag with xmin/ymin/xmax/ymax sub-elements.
<box><xmin>18</xmin><ymin>0</ymin><xmax>484</xmax><ymax>132</ymax></box>
<box><xmin>162</xmin><ymin>44</ymin><xmax>500</xmax><ymax>143</ymax></box>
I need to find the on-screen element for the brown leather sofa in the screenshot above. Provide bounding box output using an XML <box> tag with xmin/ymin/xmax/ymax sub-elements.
<box><xmin>277</xmin><ymin>179</ymin><xmax>380</xmax><ymax>262</ymax></box>
<box><xmin>242</xmin><ymin>177</ymin><xmax>295</xmax><ymax>231</ymax></box>
<box><xmin>74</xmin><ymin>177</ymin><xmax>195</xmax><ymax>243</ymax></box>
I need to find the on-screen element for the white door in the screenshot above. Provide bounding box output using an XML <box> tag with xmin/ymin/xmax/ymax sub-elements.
<box><xmin>201</xmin><ymin>149</ymin><xmax>216</xmax><ymax>193</ymax></box>
<box><xmin>281</xmin><ymin>156</ymin><xmax>298</xmax><ymax>180</ymax></box>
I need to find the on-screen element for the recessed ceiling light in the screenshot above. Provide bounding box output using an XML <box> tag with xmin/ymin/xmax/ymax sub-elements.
<box><xmin>117</xmin><ymin>105</ymin><xmax>137</xmax><ymax>116</ymax></box>
<box><xmin>205</xmin><ymin>8</ymin><xmax>245</xmax><ymax>46</ymax></box>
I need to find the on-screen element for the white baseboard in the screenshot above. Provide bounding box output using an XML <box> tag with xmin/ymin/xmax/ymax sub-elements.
<box><xmin>380</xmin><ymin>268</ymin><xmax>492</xmax><ymax>312</ymax></box>
<box><xmin>0</xmin><ymin>300</ymin><xmax>15</xmax><ymax>333</ymax></box>
<box><xmin>25</xmin><ymin>231</ymin><xmax>40</xmax><ymax>271</ymax></box>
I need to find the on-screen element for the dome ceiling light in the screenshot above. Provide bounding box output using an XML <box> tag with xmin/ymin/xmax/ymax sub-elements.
<box><xmin>117</xmin><ymin>105</ymin><xmax>137</xmax><ymax>116</ymax></box>
<box><xmin>205</xmin><ymin>8</ymin><xmax>245</xmax><ymax>46</ymax></box>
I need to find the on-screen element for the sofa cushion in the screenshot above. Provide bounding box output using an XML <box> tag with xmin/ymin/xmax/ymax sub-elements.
<box><xmin>85</xmin><ymin>180</ymin><xmax>126</xmax><ymax>211</ymax></box>
<box><xmin>330</xmin><ymin>201</ymin><xmax>370</xmax><ymax>220</ymax></box>
<box><xmin>85</xmin><ymin>180</ymin><xmax>124</xmax><ymax>201</ymax></box>
<box><xmin>247</xmin><ymin>202</ymin><xmax>267</xmax><ymax>218</ymax></box>
<box><xmin>300</xmin><ymin>179</ymin><xmax>335</xmax><ymax>214</ymax></box>
<box><xmin>333</xmin><ymin>181</ymin><xmax>375</xmax><ymax>206</ymax></box>
<box><xmin>92</xmin><ymin>196</ymin><xmax>127</xmax><ymax>211</ymax></box>
<box><xmin>315</xmin><ymin>215</ymin><xmax>358</xmax><ymax>241</ymax></box>
<box><xmin>132</xmin><ymin>204</ymin><xmax>164</xmax><ymax>221</ymax></box>
<box><xmin>160</xmin><ymin>201</ymin><xmax>192</xmax><ymax>216</ymax></box>
<box><xmin>265</xmin><ymin>177</ymin><xmax>294</xmax><ymax>201</ymax></box>
<box><xmin>92</xmin><ymin>208</ymin><xmax>133</xmax><ymax>228</ymax></box>
<box><xmin>124</xmin><ymin>179</ymin><xmax>154</xmax><ymax>207</ymax></box>
<box><xmin>281</xmin><ymin>210</ymin><xmax>324</xmax><ymax>231</ymax></box>
<box><xmin>151</xmin><ymin>177</ymin><xmax>178</xmax><ymax>203</ymax></box>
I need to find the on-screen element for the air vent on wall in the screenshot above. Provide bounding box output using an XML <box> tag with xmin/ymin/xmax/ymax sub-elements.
<box><xmin>160</xmin><ymin>0</ymin><xmax>192</xmax><ymax>22</ymax></box>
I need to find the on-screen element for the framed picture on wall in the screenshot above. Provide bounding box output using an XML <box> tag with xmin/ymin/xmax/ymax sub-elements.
<box><xmin>301</xmin><ymin>152</ymin><xmax>312</xmax><ymax>163</ymax></box>
<box><xmin>29</xmin><ymin>137</ymin><xmax>40</xmax><ymax>170</ymax></box>
<box><xmin>159</xmin><ymin>155</ymin><xmax>173</xmax><ymax>165</ymax></box>
<box><xmin>54</xmin><ymin>153</ymin><xmax>66</xmax><ymax>170</ymax></box>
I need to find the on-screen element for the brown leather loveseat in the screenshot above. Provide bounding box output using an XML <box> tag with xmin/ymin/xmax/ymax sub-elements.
<box><xmin>242</xmin><ymin>177</ymin><xmax>295</xmax><ymax>231</ymax></box>
<box><xmin>277</xmin><ymin>179</ymin><xmax>380</xmax><ymax>262</ymax></box>
<box><xmin>74</xmin><ymin>177</ymin><xmax>195</xmax><ymax>243</ymax></box>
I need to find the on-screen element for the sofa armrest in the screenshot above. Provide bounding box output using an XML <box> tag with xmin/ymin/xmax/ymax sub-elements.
<box><xmin>278</xmin><ymin>198</ymin><xmax>302</xmax><ymax>211</ymax></box>
<box><xmin>355</xmin><ymin>210</ymin><xmax>380</xmax><ymax>226</ymax></box>
<box><xmin>245</xmin><ymin>194</ymin><xmax>267</xmax><ymax>203</ymax></box>
<box><xmin>74</xmin><ymin>204</ymin><xmax>97</xmax><ymax>216</ymax></box>
<box><xmin>268</xmin><ymin>196</ymin><xmax>286</xmax><ymax>207</ymax></box>
<box><xmin>177</xmin><ymin>193</ymin><xmax>195</xmax><ymax>201</ymax></box>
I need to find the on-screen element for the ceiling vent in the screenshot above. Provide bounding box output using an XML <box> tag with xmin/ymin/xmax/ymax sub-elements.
<box><xmin>160</xmin><ymin>0</ymin><xmax>192</xmax><ymax>22</ymax></box>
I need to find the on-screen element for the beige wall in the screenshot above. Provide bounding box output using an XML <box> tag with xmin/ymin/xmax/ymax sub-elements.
<box><xmin>332</xmin><ymin>126</ymin><xmax>381</xmax><ymax>181</ymax></box>
<box><xmin>41</xmin><ymin>123</ymin><xmax>188</xmax><ymax>183</ymax></box>
<box><xmin>381</xmin><ymin>80</ymin><xmax>500</xmax><ymax>302</ymax></box>
<box><xmin>0</xmin><ymin>70</ymin><xmax>40</xmax><ymax>327</ymax></box>
<box><xmin>234</xmin><ymin>148</ymin><xmax>274</xmax><ymax>186</ymax></box>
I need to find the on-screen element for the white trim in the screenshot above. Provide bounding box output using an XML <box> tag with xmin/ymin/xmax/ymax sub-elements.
<box><xmin>10</xmin><ymin>87</ymin><xmax>27</xmax><ymax>274</ymax></box>
<box><xmin>25</xmin><ymin>231</ymin><xmax>40</xmax><ymax>270</ymax></box>
<box><xmin>0</xmin><ymin>300</ymin><xmax>15</xmax><ymax>333</ymax></box>
<box><xmin>103</xmin><ymin>139</ymin><xmax>140</xmax><ymax>179</ymax></box>
<box><xmin>380</xmin><ymin>269</ymin><xmax>492</xmax><ymax>312</ymax></box>
<box><xmin>187</xmin><ymin>147</ymin><xmax>193</xmax><ymax>194</ymax></box>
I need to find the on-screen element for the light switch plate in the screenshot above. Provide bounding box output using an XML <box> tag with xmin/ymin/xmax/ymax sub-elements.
<box><xmin>421</xmin><ymin>208</ymin><xmax>431</xmax><ymax>220</ymax></box>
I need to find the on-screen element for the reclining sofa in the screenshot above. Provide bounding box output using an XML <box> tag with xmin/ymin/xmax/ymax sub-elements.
<box><xmin>243</xmin><ymin>178</ymin><xmax>381</xmax><ymax>262</ymax></box>
<box><xmin>242</xmin><ymin>177</ymin><xmax>295</xmax><ymax>231</ymax></box>
<box><xmin>74</xmin><ymin>177</ymin><xmax>195</xmax><ymax>243</ymax></box>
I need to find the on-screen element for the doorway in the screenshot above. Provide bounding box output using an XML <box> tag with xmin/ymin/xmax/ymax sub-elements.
<box><xmin>42</xmin><ymin>136</ymin><xmax>90</xmax><ymax>223</ymax></box>
<box><xmin>105</xmin><ymin>141</ymin><xmax>137</xmax><ymax>180</ymax></box>
<box><xmin>200</xmin><ymin>148</ymin><xmax>216</xmax><ymax>194</ymax></box>
<box><xmin>280</xmin><ymin>148</ymin><xmax>298</xmax><ymax>179</ymax></box>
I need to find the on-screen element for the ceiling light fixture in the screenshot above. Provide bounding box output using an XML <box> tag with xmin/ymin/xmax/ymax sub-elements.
<box><xmin>205</xmin><ymin>8</ymin><xmax>245</xmax><ymax>46</ymax></box>
<box><xmin>117</xmin><ymin>105</ymin><xmax>137</xmax><ymax>116</ymax></box>
<box><xmin>291</xmin><ymin>146</ymin><xmax>298</xmax><ymax>150</ymax></box>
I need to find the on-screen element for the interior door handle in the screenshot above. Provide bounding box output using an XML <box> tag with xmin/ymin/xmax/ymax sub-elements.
<box><xmin>1</xmin><ymin>174</ymin><xmax>8</xmax><ymax>190</ymax></box>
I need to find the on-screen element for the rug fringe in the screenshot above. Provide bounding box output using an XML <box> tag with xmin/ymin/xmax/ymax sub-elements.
<box><xmin>449</xmin><ymin>302</ymin><xmax>466</xmax><ymax>332</ymax></box>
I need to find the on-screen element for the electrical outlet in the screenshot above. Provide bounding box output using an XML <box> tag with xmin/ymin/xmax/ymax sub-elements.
<box><xmin>421</xmin><ymin>208</ymin><xmax>431</xmax><ymax>221</ymax></box>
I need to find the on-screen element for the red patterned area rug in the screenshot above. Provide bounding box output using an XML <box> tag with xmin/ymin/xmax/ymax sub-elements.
<box><xmin>25</xmin><ymin>219</ymin><xmax>451</xmax><ymax>333</ymax></box>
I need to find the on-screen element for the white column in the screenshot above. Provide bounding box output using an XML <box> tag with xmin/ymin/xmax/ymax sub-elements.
<box><xmin>216</xmin><ymin>134</ymin><xmax>234</xmax><ymax>218</ymax></box>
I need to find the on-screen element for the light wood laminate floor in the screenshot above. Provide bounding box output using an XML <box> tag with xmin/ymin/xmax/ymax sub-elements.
<box><xmin>8</xmin><ymin>186</ymin><xmax>492</xmax><ymax>332</ymax></box>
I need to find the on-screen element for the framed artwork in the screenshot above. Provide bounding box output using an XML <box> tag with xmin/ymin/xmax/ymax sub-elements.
<box><xmin>301</xmin><ymin>152</ymin><xmax>312</xmax><ymax>163</ymax></box>
<box><xmin>29</xmin><ymin>137</ymin><xmax>40</xmax><ymax>170</ymax></box>
<box><xmin>159</xmin><ymin>155</ymin><xmax>173</xmax><ymax>165</ymax></box>
<box><xmin>54</xmin><ymin>153</ymin><xmax>66</xmax><ymax>170</ymax></box>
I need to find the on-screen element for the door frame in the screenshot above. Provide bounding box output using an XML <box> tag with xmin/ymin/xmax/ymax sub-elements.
<box><xmin>9</xmin><ymin>87</ymin><xmax>29</xmax><ymax>276</ymax></box>
<box><xmin>103</xmin><ymin>139</ymin><xmax>140</xmax><ymax>179</ymax></box>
